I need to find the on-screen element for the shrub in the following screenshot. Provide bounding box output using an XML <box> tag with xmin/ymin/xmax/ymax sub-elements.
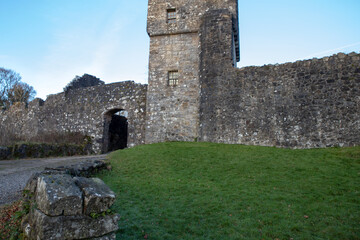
<box><xmin>0</xmin><ymin>130</ymin><xmax>90</xmax><ymax>147</ymax></box>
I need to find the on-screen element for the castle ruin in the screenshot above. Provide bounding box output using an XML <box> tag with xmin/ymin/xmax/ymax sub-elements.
<box><xmin>0</xmin><ymin>0</ymin><xmax>359</xmax><ymax>152</ymax></box>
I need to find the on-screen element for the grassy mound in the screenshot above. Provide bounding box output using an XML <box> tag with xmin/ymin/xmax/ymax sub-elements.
<box><xmin>97</xmin><ymin>142</ymin><xmax>360</xmax><ymax>239</ymax></box>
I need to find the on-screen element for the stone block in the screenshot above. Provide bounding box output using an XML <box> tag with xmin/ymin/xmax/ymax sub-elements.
<box><xmin>75</xmin><ymin>177</ymin><xmax>116</xmax><ymax>214</ymax></box>
<box><xmin>36</xmin><ymin>174</ymin><xmax>82</xmax><ymax>216</ymax></box>
<box><xmin>24</xmin><ymin>170</ymin><xmax>66</xmax><ymax>194</ymax></box>
<box><xmin>45</xmin><ymin>159</ymin><xmax>107</xmax><ymax>177</ymax></box>
<box><xmin>27</xmin><ymin>209</ymin><xmax>119</xmax><ymax>240</ymax></box>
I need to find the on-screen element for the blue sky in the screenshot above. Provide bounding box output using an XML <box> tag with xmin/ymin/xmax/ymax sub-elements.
<box><xmin>0</xmin><ymin>0</ymin><xmax>359</xmax><ymax>99</ymax></box>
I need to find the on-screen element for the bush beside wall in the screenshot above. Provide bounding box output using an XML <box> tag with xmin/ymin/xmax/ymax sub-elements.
<box><xmin>0</xmin><ymin>142</ymin><xmax>93</xmax><ymax>160</ymax></box>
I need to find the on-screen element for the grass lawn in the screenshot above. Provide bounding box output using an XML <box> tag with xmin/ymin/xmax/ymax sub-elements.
<box><xmin>97</xmin><ymin>142</ymin><xmax>360</xmax><ymax>240</ymax></box>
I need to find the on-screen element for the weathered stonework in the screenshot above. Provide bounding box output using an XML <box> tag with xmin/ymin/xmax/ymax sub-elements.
<box><xmin>147</xmin><ymin>0</ymin><xmax>238</xmax><ymax>37</ymax></box>
<box><xmin>22</xmin><ymin>163</ymin><xmax>119</xmax><ymax>240</ymax></box>
<box><xmin>145</xmin><ymin>1</ymin><xmax>359</xmax><ymax>148</ymax></box>
<box><xmin>0</xmin><ymin>1</ymin><xmax>359</xmax><ymax>150</ymax></box>
<box><xmin>36</xmin><ymin>174</ymin><xmax>83</xmax><ymax>216</ymax></box>
<box><xmin>28</xmin><ymin>209</ymin><xmax>119</xmax><ymax>240</ymax></box>
<box><xmin>0</xmin><ymin>81</ymin><xmax>147</xmax><ymax>153</ymax></box>
<box><xmin>145</xmin><ymin>0</ymin><xmax>239</xmax><ymax>144</ymax></box>
<box><xmin>198</xmin><ymin>9</ymin><xmax>360</xmax><ymax>148</ymax></box>
<box><xmin>145</xmin><ymin>32</ymin><xmax>201</xmax><ymax>142</ymax></box>
<box><xmin>74</xmin><ymin>177</ymin><xmax>116</xmax><ymax>215</ymax></box>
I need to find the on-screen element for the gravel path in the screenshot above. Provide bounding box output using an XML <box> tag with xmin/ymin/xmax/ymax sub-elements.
<box><xmin>0</xmin><ymin>154</ymin><xmax>108</xmax><ymax>206</ymax></box>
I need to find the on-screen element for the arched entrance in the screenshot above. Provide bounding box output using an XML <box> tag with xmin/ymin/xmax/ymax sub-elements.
<box><xmin>102</xmin><ymin>109</ymin><xmax>128</xmax><ymax>153</ymax></box>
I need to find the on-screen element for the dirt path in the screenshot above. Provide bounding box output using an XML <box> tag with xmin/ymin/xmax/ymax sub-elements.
<box><xmin>0</xmin><ymin>154</ymin><xmax>108</xmax><ymax>206</ymax></box>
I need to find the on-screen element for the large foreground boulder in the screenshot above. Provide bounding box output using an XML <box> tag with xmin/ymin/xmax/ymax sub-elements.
<box><xmin>22</xmin><ymin>161</ymin><xmax>119</xmax><ymax>240</ymax></box>
<box><xmin>36</xmin><ymin>174</ymin><xmax>83</xmax><ymax>216</ymax></box>
<box><xmin>75</xmin><ymin>177</ymin><xmax>116</xmax><ymax>215</ymax></box>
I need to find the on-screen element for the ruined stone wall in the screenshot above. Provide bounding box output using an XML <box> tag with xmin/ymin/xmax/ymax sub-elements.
<box><xmin>199</xmin><ymin>10</ymin><xmax>360</xmax><ymax>148</ymax></box>
<box><xmin>0</xmin><ymin>81</ymin><xmax>147</xmax><ymax>153</ymax></box>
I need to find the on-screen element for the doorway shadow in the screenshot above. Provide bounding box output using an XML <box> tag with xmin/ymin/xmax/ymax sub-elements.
<box><xmin>102</xmin><ymin>109</ymin><xmax>128</xmax><ymax>153</ymax></box>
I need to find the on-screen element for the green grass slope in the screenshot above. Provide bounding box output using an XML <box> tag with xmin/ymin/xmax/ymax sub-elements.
<box><xmin>97</xmin><ymin>142</ymin><xmax>360</xmax><ymax>240</ymax></box>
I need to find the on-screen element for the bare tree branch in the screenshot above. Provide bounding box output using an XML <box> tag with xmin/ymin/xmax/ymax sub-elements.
<box><xmin>0</xmin><ymin>67</ymin><xmax>36</xmax><ymax>109</ymax></box>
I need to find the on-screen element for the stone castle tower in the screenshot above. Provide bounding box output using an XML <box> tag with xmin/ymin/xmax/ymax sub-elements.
<box><xmin>145</xmin><ymin>0</ymin><xmax>240</xmax><ymax>144</ymax></box>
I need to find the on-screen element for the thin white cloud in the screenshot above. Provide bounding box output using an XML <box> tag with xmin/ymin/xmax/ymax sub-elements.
<box><xmin>87</xmin><ymin>18</ymin><xmax>126</xmax><ymax>75</ymax></box>
<box><xmin>33</xmin><ymin>16</ymin><xmax>114</xmax><ymax>98</ymax></box>
<box><xmin>304</xmin><ymin>42</ymin><xmax>360</xmax><ymax>59</ymax></box>
<box><xmin>30</xmin><ymin>2</ymin><xmax>149</xmax><ymax>99</ymax></box>
<box><xmin>33</xmin><ymin>4</ymin><xmax>131</xmax><ymax>99</ymax></box>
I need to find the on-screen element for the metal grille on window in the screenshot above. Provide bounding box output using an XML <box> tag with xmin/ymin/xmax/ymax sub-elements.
<box><xmin>167</xmin><ymin>9</ymin><xmax>176</xmax><ymax>23</ymax></box>
<box><xmin>168</xmin><ymin>71</ymin><xmax>179</xmax><ymax>86</ymax></box>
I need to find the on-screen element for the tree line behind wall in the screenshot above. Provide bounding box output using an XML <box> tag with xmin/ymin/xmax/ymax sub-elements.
<box><xmin>0</xmin><ymin>71</ymin><xmax>103</xmax><ymax>150</ymax></box>
<box><xmin>0</xmin><ymin>67</ymin><xmax>36</xmax><ymax>110</ymax></box>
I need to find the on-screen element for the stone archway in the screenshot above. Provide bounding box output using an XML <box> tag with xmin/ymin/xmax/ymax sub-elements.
<box><xmin>102</xmin><ymin>109</ymin><xmax>128</xmax><ymax>153</ymax></box>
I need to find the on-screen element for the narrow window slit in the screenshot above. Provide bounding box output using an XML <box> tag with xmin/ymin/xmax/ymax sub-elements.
<box><xmin>167</xmin><ymin>9</ymin><xmax>176</xmax><ymax>23</ymax></box>
<box><xmin>168</xmin><ymin>71</ymin><xmax>179</xmax><ymax>86</ymax></box>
